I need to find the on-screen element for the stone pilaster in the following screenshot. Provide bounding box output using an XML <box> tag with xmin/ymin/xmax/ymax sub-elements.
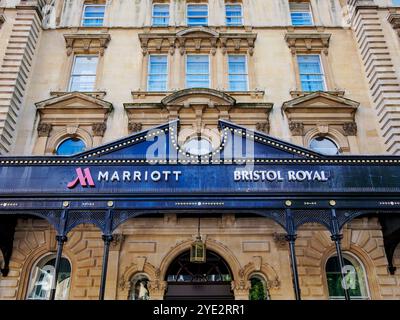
<box><xmin>0</xmin><ymin>2</ymin><xmax>43</xmax><ymax>154</ymax></box>
<box><xmin>348</xmin><ymin>0</ymin><xmax>400</xmax><ymax>154</ymax></box>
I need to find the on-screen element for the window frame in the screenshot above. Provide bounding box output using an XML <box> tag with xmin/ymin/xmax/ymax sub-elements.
<box><xmin>26</xmin><ymin>254</ymin><xmax>72</xmax><ymax>300</ymax></box>
<box><xmin>289</xmin><ymin>1</ymin><xmax>314</xmax><ymax>26</ymax></box>
<box><xmin>309</xmin><ymin>135</ymin><xmax>339</xmax><ymax>155</ymax></box>
<box><xmin>68</xmin><ymin>54</ymin><xmax>99</xmax><ymax>92</ymax></box>
<box><xmin>152</xmin><ymin>3</ymin><xmax>170</xmax><ymax>27</ymax></box>
<box><xmin>147</xmin><ymin>54</ymin><xmax>169</xmax><ymax>92</ymax></box>
<box><xmin>297</xmin><ymin>54</ymin><xmax>327</xmax><ymax>92</ymax></box>
<box><xmin>81</xmin><ymin>4</ymin><xmax>106</xmax><ymax>27</ymax></box>
<box><xmin>228</xmin><ymin>54</ymin><xmax>249</xmax><ymax>91</ymax></box>
<box><xmin>55</xmin><ymin>136</ymin><xmax>87</xmax><ymax>156</ymax></box>
<box><xmin>187</xmin><ymin>3</ymin><xmax>209</xmax><ymax>27</ymax></box>
<box><xmin>185</xmin><ymin>54</ymin><xmax>211</xmax><ymax>89</ymax></box>
<box><xmin>225</xmin><ymin>3</ymin><xmax>243</xmax><ymax>26</ymax></box>
<box><xmin>325</xmin><ymin>252</ymin><xmax>371</xmax><ymax>300</ymax></box>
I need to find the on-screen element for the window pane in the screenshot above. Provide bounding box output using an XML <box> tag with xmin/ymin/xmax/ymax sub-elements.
<box><xmin>153</xmin><ymin>4</ymin><xmax>169</xmax><ymax>26</ymax></box>
<box><xmin>69</xmin><ymin>56</ymin><xmax>98</xmax><ymax>91</ymax></box>
<box><xmin>309</xmin><ymin>136</ymin><xmax>338</xmax><ymax>155</ymax></box>
<box><xmin>70</xmin><ymin>75</ymin><xmax>96</xmax><ymax>91</ymax></box>
<box><xmin>27</xmin><ymin>256</ymin><xmax>71</xmax><ymax>300</ymax></box>
<box><xmin>326</xmin><ymin>256</ymin><xmax>368</xmax><ymax>299</ymax></box>
<box><xmin>298</xmin><ymin>55</ymin><xmax>325</xmax><ymax>92</ymax></box>
<box><xmin>82</xmin><ymin>5</ymin><xmax>105</xmax><ymax>27</ymax></box>
<box><xmin>229</xmin><ymin>55</ymin><xmax>247</xmax><ymax>91</ymax></box>
<box><xmin>72</xmin><ymin>56</ymin><xmax>98</xmax><ymax>75</ymax></box>
<box><xmin>187</xmin><ymin>5</ymin><xmax>208</xmax><ymax>26</ymax></box>
<box><xmin>56</xmin><ymin>138</ymin><xmax>86</xmax><ymax>156</ymax></box>
<box><xmin>226</xmin><ymin>4</ymin><xmax>242</xmax><ymax>26</ymax></box>
<box><xmin>289</xmin><ymin>2</ymin><xmax>312</xmax><ymax>26</ymax></box>
<box><xmin>148</xmin><ymin>55</ymin><xmax>167</xmax><ymax>91</ymax></box>
<box><xmin>249</xmin><ymin>277</ymin><xmax>267</xmax><ymax>300</ymax></box>
<box><xmin>186</xmin><ymin>55</ymin><xmax>209</xmax><ymax>88</ymax></box>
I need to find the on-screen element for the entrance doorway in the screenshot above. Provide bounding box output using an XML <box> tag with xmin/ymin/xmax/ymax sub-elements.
<box><xmin>164</xmin><ymin>250</ymin><xmax>234</xmax><ymax>300</ymax></box>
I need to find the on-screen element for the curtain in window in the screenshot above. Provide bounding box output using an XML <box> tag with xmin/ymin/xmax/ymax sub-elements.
<box><xmin>297</xmin><ymin>55</ymin><xmax>325</xmax><ymax>91</ymax></box>
<box><xmin>153</xmin><ymin>4</ymin><xmax>169</xmax><ymax>26</ymax></box>
<box><xmin>187</xmin><ymin>5</ymin><xmax>208</xmax><ymax>26</ymax></box>
<box><xmin>186</xmin><ymin>55</ymin><xmax>209</xmax><ymax>88</ymax></box>
<box><xmin>228</xmin><ymin>55</ymin><xmax>247</xmax><ymax>91</ymax></box>
<box><xmin>83</xmin><ymin>5</ymin><xmax>105</xmax><ymax>27</ymax></box>
<box><xmin>148</xmin><ymin>55</ymin><xmax>168</xmax><ymax>91</ymax></box>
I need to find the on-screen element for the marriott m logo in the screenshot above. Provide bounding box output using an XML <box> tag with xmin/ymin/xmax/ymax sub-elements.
<box><xmin>67</xmin><ymin>168</ymin><xmax>95</xmax><ymax>189</ymax></box>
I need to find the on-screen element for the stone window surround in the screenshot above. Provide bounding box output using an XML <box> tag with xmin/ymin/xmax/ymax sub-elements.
<box><xmin>283</xmin><ymin>92</ymin><xmax>360</xmax><ymax>154</ymax></box>
<box><xmin>58</xmin><ymin>33</ymin><xmax>111</xmax><ymax>93</ymax></box>
<box><xmin>138</xmin><ymin>27</ymin><xmax>257</xmax><ymax>91</ymax></box>
<box><xmin>34</xmin><ymin>92</ymin><xmax>112</xmax><ymax>155</ymax></box>
<box><xmin>284</xmin><ymin>32</ymin><xmax>341</xmax><ymax>96</ymax></box>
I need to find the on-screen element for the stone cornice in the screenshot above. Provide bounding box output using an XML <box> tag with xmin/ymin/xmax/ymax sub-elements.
<box><xmin>285</xmin><ymin>33</ymin><xmax>331</xmax><ymax>55</ymax></box>
<box><xmin>36</xmin><ymin>92</ymin><xmax>113</xmax><ymax>112</ymax></box>
<box><xmin>283</xmin><ymin>91</ymin><xmax>359</xmax><ymax>112</ymax></box>
<box><xmin>139</xmin><ymin>27</ymin><xmax>257</xmax><ymax>56</ymax></box>
<box><xmin>50</xmin><ymin>91</ymin><xmax>107</xmax><ymax>100</ymax></box>
<box><xmin>64</xmin><ymin>33</ymin><xmax>111</xmax><ymax>56</ymax></box>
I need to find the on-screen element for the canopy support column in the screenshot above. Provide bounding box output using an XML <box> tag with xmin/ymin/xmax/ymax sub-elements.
<box><xmin>50</xmin><ymin>209</ymin><xmax>68</xmax><ymax>301</ymax></box>
<box><xmin>285</xmin><ymin>207</ymin><xmax>301</xmax><ymax>300</ymax></box>
<box><xmin>99</xmin><ymin>209</ymin><xmax>113</xmax><ymax>300</ymax></box>
<box><xmin>330</xmin><ymin>208</ymin><xmax>350</xmax><ymax>301</ymax></box>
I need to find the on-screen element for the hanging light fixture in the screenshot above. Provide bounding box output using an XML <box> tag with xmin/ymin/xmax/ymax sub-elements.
<box><xmin>190</xmin><ymin>217</ymin><xmax>206</xmax><ymax>263</ymax></box>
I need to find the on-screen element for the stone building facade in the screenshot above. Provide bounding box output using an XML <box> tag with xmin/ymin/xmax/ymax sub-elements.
<box><xmin>0</xmin><ymin>0</ymin><xmax>400</xmax><ymax>300</ymax></box>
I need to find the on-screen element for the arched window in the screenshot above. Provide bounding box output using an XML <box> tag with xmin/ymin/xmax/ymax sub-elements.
<box><xmin>56</xmin><ymin>137</ymin><xmax>86</xmax><ymax>155</ymax></box>
<box><xmin>129</xmin><ymin>274</ymin><xmax>150</xmax><ymax>300</ymax></box>
<box><xmin>27</xmin><ymin>255</ymin><xmax>71</xmax><ymax>300</ymax></box>
<box><xmin>326</xmin><ymin>253</ymin><xmax>369</xmax><ymax>300</ymax></box>
<box><xmin>182</xmin><ymin>136</ymin><xmax>213</xmax><ymax>156</ymax></box>
<box><xmin>249</xmin><ymin>274</ymin><xmax>270</xmax><ymax>300</ymax></box>
<box><xmin>309</xmin><ymin>136</ymin><xmax>339</xmax><ymax>155</ymax></box>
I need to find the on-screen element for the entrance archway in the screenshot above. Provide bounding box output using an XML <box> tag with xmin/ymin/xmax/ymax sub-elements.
<box><xmin>164</xmin><ymin>250</ymin><xmax>234</xmax><ymax>300</ymax></box>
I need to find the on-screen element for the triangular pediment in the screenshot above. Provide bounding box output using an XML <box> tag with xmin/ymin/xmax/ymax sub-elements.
<box><xmin>67</xmin><ymin>120</ymin><xmax>324</xmax><ymax>161</ymax></box>
<box><xmin>283</xmin><ymin>91</ymin><xmax>359</xmax><ymax>113</ymax></box>
<box><xmin>35</xmin><ymin>92</ymin><xmax>113</xmax><ymax>112</ymax></box>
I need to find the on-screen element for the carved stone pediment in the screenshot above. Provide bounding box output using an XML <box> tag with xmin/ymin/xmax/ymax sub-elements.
<box><xmin>139</xmin><ymin>27</ymin><xmax>256</xmax><ymax>56</ymax></box>
<box><xmin>64</xmin><ymin>33</ymin><xmax>111</xmax><ymax>56</ymax></box>
<box><xmin>283</xmin><ymin>92</ymin><xmax>359</xmax><ymax>136</ymax></box>
<box><xmin>161</xmin><ymin>88</ymin><xmax>236</xmax><ymax>108</ymax></box>
<box><xmin>124</xmin><ymin>89</ymin><xmax>272</xmax><ymax>134</ymax></box>
<box><xmin>285</xmin><ymin>33</ymin><xmax>331</xmax><ymax>55</ymax></box>
<box><xmin>36</xmin><ymin>92</ymin><xmax>113</xmax><ymax>125</ymax></box>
